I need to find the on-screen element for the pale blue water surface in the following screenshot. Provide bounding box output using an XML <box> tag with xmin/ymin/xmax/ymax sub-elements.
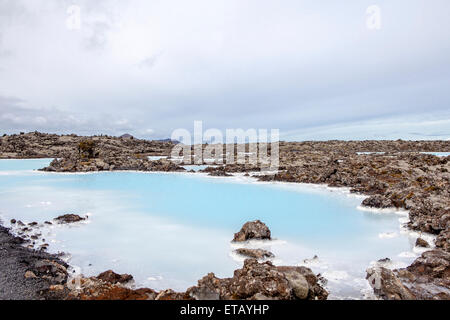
<box><xmin>0</xmin><ymin>159</ymin><xmax>425</xmax><ymax>299</ymax></box>
<box><xmin>420</xmin><ymin>152</ymin><xmax>450</xmax><ymax>157</ymax></box>
<box><xmin>357</xmin><ymin>152</ymin><xmax>449</xmax><ymax>157</ymax></box>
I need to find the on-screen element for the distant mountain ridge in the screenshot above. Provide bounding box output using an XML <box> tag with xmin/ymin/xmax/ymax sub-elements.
<box><xmin>118</xmin><ymin>134</ymin><xmax>179</xmax><ymax>144</ymax></box>
<box><xmin>157</xmin><ymin>138</ymin><xmax>180</xmax><ymax>144</ymax></box>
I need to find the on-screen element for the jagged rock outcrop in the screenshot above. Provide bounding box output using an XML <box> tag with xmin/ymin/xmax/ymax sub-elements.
<box><xmin>41</xmin><ymin>154</ymin><xmax>185</xmax><ymax>173</ymax></box>
<box><xmin>366</xmin><ymin>266</ymin><xmax>416</xmax><ymax>300</ymax></box>
<box><xmin>186</xmin><ymin>259</ymin><xmax>327</xmax><ymax>300</ymax></box>
<box><xmin>368</xmin><ymin>250</ymin><xmax>450</xmax><ymax>300</ymax></box>
<box><xmin>0</xmin><ymin>132</ymin><xmax>174</xmax><ymax>159</ymax></box>
<box><xmin>67</xmin><ymin>277</ymin><xmax>158</xmax><ymax>300</ymax></box>
<box><xmin>395</xmin><ymin>249</ymin><xmax>450</xmax><ymax>300</ymax></box>
<box><xmin>64</xmin><ymin>259</ymin><xmax>328</xmax><ymax>301</ymax></box>
<box><xmin>96</xmin><ymin>270</ymin><xmax>133</xmax><ymax>284</ymax></box>
<box><xmin>361</xmin><ymin>195</ymin><xmax>394</xmax><ymax>209</ymax></box>
<box><xmin>233</xmin><ymin>220</ymin><xmax>271</xmax><ymax>242</ymax></box>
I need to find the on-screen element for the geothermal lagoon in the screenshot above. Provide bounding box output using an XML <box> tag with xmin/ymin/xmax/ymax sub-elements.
<box><xmin>0</xmin><ymin>159</ymin><xmax>427</xmax><ymax>299</ymax></box>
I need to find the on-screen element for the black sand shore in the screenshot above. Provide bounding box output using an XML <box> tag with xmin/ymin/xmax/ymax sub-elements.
<box><xmin>0</xmin><ymin>225</ymin><xmax>68</xmax><ymax>300</ymax></box>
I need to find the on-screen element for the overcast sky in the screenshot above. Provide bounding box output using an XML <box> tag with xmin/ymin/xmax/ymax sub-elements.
<box><xmin>0</xmin><ymin>0</ymin><xmax>449</xmax><ymax>140</ymax></box>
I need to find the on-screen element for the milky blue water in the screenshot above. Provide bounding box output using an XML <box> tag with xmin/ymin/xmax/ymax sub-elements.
<box><xmin>0</xmin><ymin>159</ymin><xmax>426</xmax><ymax>299</ymax></box>
<box><xmin>420</xmin><ymin>152</ymin><xmax>450</xmax><ymax>157</ymax></box>
<box><xmin>356</xmin><ymin>152</ymin><xmax>450</xmax><ymax>157</ymax></box>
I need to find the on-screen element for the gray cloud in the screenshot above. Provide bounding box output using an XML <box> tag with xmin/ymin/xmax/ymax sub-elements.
<box><xmin>0</xmin><ymin>94</ymin><xmax>157</xmax><ymax>137</ymax></box>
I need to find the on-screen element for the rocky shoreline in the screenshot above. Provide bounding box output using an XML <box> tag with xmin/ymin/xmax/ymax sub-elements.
<box><xmin>0</xmin><ymin>132</ymin><xmax>174</xmax><ymax>159</ymax></box>
<box><xmin>1</xmin><ymin>219</ymin><xmax>327</xmax><ymax>300</ymax></box>
<box><xmin>0</xmin><ymin>133</ymin><xmax>449</xmax><ymax>299</ymax></box>
<box><xmin>0</xmin><ymin>225</ymin><xmax>69</xmax><ymax>300</ymax></box>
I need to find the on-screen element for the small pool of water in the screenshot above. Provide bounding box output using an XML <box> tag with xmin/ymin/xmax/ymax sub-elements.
<box><xmin>147</xmin><ymin>156</ymin><xmax>167</xmax><ymax>161</ymax></box>
<box><xmin>0</xmin><ymin>159</ymin><xmax>425</xmax><ymax>299</ymax></box>
<box><xmin>420</xmin><ymin>152</ymin><xmax>450</xmax><ymax>157</ymax></box>
<box><xmin>356</xmin><ymin>152</ymin><xmax>449</xmax><ymax>157</ymax></box>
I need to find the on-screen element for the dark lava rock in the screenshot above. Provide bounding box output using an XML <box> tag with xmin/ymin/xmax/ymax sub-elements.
<box><xmin>96</xmin><ymin>270</ymin><xmax>134</xmax><ymax>284</ymax></box>
<box><xmin>69</xmin><ymin>259</ymin><xmax>327</xmax><ymax>301</ymax></box>
<box><xmin>362</xmin><ymin>195</ymin><xmax>393</xmax><ymax>209</ymax></box>
<box><xmin>10</xmin><ymin>235</ymin><xmax>26</xmax><ymax>245</ymax></box>
<box><xmin>394</xmin><ymin>249</ymin><xmax>450</xmax><ymax>299</ymax></box>
<box><xmin>415</xmin><ymin>238</ymin><xmax>430</xmax><ymax>248</ymax></box>
<box><xmin>208</xmin><ymin>170</ymin><xmax>232</xmax><ymax>177</ymax></box>
<box><xmin>186</xmin><ymin>259</ymin><xmax>328</xmax><ymax>300</ymax></box>
<box><xmin>366</xmin><ymin>266</ymin><xmax>416</xmax><ymax>300</ymax></box>
<box><xmin>235</xmin><ymin>248</ymin><xmax>274</xmax><ymax>259</ymax></box>
<box><xmin>233</xmin><ymin>220</ymin><xmax>271</xmax><ymax>242</ymax></box>
<box><xmin>54</xmin><ymin>214</ymin><xmax>86</xmax><ymax>224</ymax></box>
<box><xmin>368</xmin><ymin>249</ymin><xmax>450</xmax><ymax>300</ymax></box>
<box><xmin>406</xmin><ymin>250</ymin><xmax>449</xmax><ymax>280</ymax></box>
<box><xmin>33</xmin><ymin>259</ymin><xmax>68</xmax><ymax>284</ymax></box>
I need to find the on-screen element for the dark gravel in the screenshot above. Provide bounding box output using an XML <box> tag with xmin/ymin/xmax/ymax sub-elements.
<box><xmin>0</xmin><ymin>225</ymin><xmax>68</xmax><ymax>300</ymax></box>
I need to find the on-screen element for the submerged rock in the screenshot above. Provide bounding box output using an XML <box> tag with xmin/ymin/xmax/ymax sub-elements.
<box><xmin>233</xmin><ymin>220</ymin><xmax>271</xmax><ymax>242</ymax></box>
<box><xmin>235</xmin><ymin>248</ymin><xmax>274</xmax><ymax>259</ymax></box>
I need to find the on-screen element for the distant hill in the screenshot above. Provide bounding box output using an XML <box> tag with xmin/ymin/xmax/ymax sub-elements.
<box><xmin>157</xmin><ymin>138</ymin><xmax>180</xmax><ymax>144</ymax></box>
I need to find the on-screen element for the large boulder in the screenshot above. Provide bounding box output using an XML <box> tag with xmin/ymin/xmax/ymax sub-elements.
<box><xmin>186</xmin><ymin>259</ymin><xmax>328</xmax><ymax>300</ymax></box>
<box><xmin>397</xmin><ymin>249</ymin><xmax>450</xmax><ymax>300</ymax></box>
<box><xmin>233</xmin><ymin>220</ymin><xmax>271</xmax><ymax>242</ymax></box>
<box><xmin>366</xmin><ymin>266</ymin><xmax>415</xmax><ymax>300</ymax></box>
<box><xmin>406</xmin><ymin>249</ymin><xmax>450</xmax><ymax>282</ymax></box>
